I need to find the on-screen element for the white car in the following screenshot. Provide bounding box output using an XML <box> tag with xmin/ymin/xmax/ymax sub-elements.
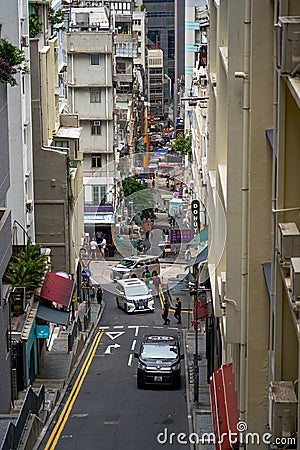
<box><xmin>116</xmin><ymin>279</ymin><xmax>155</xmax><ymax>314</ymax></box>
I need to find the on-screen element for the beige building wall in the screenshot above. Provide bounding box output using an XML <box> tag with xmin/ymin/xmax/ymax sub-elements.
<box><xmin>207</xmin><ymin>0</ymin><xmax>273</xmax><ymax>441</ymax></box>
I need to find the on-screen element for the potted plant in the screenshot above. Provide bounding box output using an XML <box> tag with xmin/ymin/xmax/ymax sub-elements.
<box><xmin>6</xmin><ymin>243</ymin><xmax>49</xmax><ymax>300</ymax></box>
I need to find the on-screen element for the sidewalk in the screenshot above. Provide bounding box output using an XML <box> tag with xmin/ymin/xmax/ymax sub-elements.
<box><xmin>184</xmin><ymin>326</ymin><xmax>214</xmax><ymax>450</ymax></box>
<box><xmin>0</xmin><ymin>300</ymin><xmax>104</xmax><ymax>450</ymax></box>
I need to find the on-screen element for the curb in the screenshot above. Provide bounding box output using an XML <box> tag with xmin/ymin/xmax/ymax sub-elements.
<box><xmin>183</xmin><ymin>329</ymin><xmax>196</xmax><ymax>450</ymax></box>
<box><xmin>31</xmin><ymin>301</ymin><xmax>105</xmax><ymax>450</ymax></box>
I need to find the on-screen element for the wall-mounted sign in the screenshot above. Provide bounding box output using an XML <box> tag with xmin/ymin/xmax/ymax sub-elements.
<box><xmin>191</xmin><ymin>199</ymin><xmax>201</xmax><ymax>237</ymax></box>
<box><xmin>36</xmin><ymin>325</ymin><xmax>49</xmax><ymax>339</ymax></box>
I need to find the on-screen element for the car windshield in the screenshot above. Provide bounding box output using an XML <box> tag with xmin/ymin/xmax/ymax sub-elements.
<box><xmin>125</xmin><ymin>285</ymin><xmax>148</xmax><ymax>296</ymax></box>
<box><xmin>141</xmin><ymin>343</ymin><xmax>178</xmax><ymax>360</ymax></box>
<box><xmin>116</xmin><ymin>259</ymin><xmax>136</xmax><ymax>269</ymax></box>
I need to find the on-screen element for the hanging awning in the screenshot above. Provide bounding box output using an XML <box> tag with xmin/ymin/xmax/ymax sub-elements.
<box><xmin>210</xmin><ymin>363</ymin><xmax>239</xmax><ymax>450</ymax></box>
<box><xmin>40</xmin><ymin>272</ymin><xmax>75</xmax><ymax>308</ymax></box>
<box><xmin>36</xmin><ymin>304</ymin><xmax>70</xmax><ymax>326</ymax></box>
<box><xmin>187</xmin><ymin>226</ymin><xmax>208</xmax><ymax>246</ymax></box>
<box><xmin>185</xmin><ymin>244</ymin><xmax>208</xmax><ymax>269</ymax></box>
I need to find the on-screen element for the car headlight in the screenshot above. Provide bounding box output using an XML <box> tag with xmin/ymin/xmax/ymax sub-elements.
<box><xmin>171</xmin><ymin>363</ymin><xmax>181</xmax><ymax>371</ymax></box>
<box><xmin>138</xmin><ymin>361</ymin><xmax>146</xmax><ymax>370</ymax></box>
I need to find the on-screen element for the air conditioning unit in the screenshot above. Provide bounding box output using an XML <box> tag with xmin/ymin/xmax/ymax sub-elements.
<box><xmin>93</xmin><ymin>120</ymin><xmax>101</xmax><ymax>126</ymax></box>
<box><xmin>277</xmin><ymin>16</ymin><xmax>300</xmax><ymax>75</ymax></box>
<box><xmin>278</xmin><ymin>222</ymin><xmax>300</xmax><ymax>261</ymax></box>
<box><xmin>269</xmin><ymin>381</ymin><xmax>297</xmax><ymax>441</ymax></box>
<box><xmin>21</xmin><ymin>35</ymin><xmax>29</xmax><ymax>47</ymax></box>
<box><xmin>290</xmin><ymin>257</ymin><xmax>300</xmax><ymax>302</ymax></box>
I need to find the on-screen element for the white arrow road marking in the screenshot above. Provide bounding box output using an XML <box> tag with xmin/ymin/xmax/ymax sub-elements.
<box><xmin>105</xmin><ymin>331</ymin><xmax>125</xmax><ymax>340</ymax></box>
<box><xmin>128</xmin><ymin>354</ymin><xmax>133</xmax><ymax>366</ymax></box>
<box><xmin>104</xmin><ymin>343</ymin><xmax>121</xmax><ymax>354</ymax></box>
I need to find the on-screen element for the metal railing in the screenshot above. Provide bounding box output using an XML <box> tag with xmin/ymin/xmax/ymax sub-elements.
<box><xmin>1</xmin><ymin>385</ymin><xmax>45</xmax><ymax>450</ymax></box>
<box><xmin>68</xmin><ymin>317</ymin><xmax>82</xmax><ymax>353</ymax></box>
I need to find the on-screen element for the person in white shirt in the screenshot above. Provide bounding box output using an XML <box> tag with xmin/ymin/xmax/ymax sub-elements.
<box><xmin>100</xmin><ymin>234</ymin><xmax>107</xmax><ymax>257</ymax></box>
<box><xmin>90</xmin><ymin>238</ymin><xmax>98</xmax><ymax>259</ymax></box>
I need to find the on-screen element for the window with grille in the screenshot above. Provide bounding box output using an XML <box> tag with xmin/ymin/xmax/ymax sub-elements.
<box><xmin>90</xmin><ymin>53</ymin><xmax>100</xmax><ymax>65</ymax></box>
<box><xmin>91</xmin><ymin>121</ymin><xmax>102</xmax><ymax>135</ymax></box>
<box><xmin>90</xmin><ymin>88</ymin><xmax>101</xmax><ymax>103</ymax></box>
<box><xmin>92</xmin><ymin>154</ymin><xmax>102</xmax><ymax>168</ymax></box>
<box><xmin>92</xmin><ymin>186</ymin><xmax>107</xmax><ymax>205</ymax></box>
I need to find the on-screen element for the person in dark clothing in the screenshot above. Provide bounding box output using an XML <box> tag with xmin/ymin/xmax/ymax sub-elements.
<box><xmin>162</xmin><ymin>300</ymin><xmax>170</xmax><ymax>325</ymax></box>
<box><xmin>174</xmin><ymin>297</ymin><xmax>182</xmax><ymax>324</ymax></box>
<box><xmin>96</xmin><ymin>285</ymin><xmax>103</xmax><ymax>305</ymax></box>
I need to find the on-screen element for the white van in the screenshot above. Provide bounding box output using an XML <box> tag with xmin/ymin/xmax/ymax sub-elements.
<box><xmin>116</xmin><ymin>279</ymin><xmax>154</xmax><ymax>313</ymax></box>
<box><xmin>111</xmin><ymin>255</ymin><xmax>160</xmax><ymax>282</ymax></box>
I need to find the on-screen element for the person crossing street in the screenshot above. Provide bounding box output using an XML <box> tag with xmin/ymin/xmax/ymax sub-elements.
<box><xmin>174</xmin><ymin>297</ymin><xmax>182</xmax><ymax>324</ymax></box>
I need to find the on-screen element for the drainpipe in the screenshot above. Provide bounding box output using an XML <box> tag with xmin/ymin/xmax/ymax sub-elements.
<box><xmin>234</xmin><ymin>0</ymin><xmax>251</xmax><ymax>431</ymax></box>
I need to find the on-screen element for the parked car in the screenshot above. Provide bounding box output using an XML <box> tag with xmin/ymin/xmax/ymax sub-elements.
<box><xmin>116</xmin><ymin>279</ymin><xmax>154</xmax><ymax>313</ymax></box>
<box><xmin>111</xmin><ymin>255</ymin><xmax>160</xmax><ymax>281</ymax></box>
<box><xmin>134</xmin><ymin>335</ymin><xmax>183</xmax><ymax>389</ymax></box>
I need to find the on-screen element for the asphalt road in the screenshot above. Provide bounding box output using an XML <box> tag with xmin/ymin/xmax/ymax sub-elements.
<box><xmin>41</xmin><ymin>287</ymin><xmax>189</xmax><ymax>450</ymax></box>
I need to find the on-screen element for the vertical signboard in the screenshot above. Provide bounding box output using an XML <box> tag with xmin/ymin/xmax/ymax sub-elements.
<box><xmin>191</xmin><ymin>199</ymin><xmax>201</xmax><ymax>237</ymax></box>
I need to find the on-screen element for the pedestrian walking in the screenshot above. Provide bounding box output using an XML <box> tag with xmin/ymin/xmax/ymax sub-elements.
<box><xmin>90</xmin><ymin>285</ymin><xmax>96</xmax><ymax>302</ymax></box>
<box><xmin>90</xmin><ymin>237</ymin><xmax>98</xmax><ymax>259</ymax></box>
<box><xmin>162</xmin><ymin>300</ymin><xmax>170</xmax><ymax>325</ymax></box>
<box><xmin>174</xmin><ymin>297</ymin><xmax>182</xmax><ymax>324</ymax></box>
<box><xmin>142</xmin><ymin>266</ymin><xmax>151</xmax><ymax>288</ymax></box>
<box><xmin>100</xmin><ymin>234</ymin><xmax>107</xmax><ymax>257</ymax></box>
<box><xmin>152</xmin><ymin>271</ymin><xmax>161</xmax><ymax>297</ymax></box>
<box><xmin>96</xmin><ymin>285</ymin><xmax>103</xmax><ymax>305</ymax></box>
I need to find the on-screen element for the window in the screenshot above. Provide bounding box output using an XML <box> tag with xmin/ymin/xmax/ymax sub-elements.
<box><xmin>92</xmin><ymin>154</ymin><xmax>102</xmax><ymax>168</ymax></box>
<box><xmin>54</xmin><ymin>140</ymin><xmax>69</xmax><ymax>148</ymax></box>
<box><xmin>91</xmin><ymin>121</ymin><xmax>101</xmax><ymax>135</ymax></box>
<box><xmin>92</xmin><ymin>186</ymin><xmax>107</xmax><ymax>205</ymax></box>
<box><xmin>90</xmin><ymin>53</ymin><xmax>100</xmax><ymax>65</ymax></box>
<box><xmin>90</xmin><ymin>88</ymin><xmax>101</xmax><ymax>103</ymax></box>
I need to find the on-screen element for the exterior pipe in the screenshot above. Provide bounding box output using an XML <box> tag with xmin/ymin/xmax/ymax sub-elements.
<box><xmin>239</xmin><ymin>0</ymin><xmax>251</xmax><ymax>433</ymax></box>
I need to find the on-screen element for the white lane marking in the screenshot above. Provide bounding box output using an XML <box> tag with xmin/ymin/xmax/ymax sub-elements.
<box><xmin>168</xmin><ymin>327</ymin><xmax>179</xmax><ymax>331</ymax></box>
<box><xmin>104</xmin><ymin>343</ymin><xmax>121</xmax><ymax>354</ymax></box>
<box><xmin>99</xmin><ymin>326</ymin><xmax>110</xmax><ymax>329</ymax></box>
<box><xmin>128</xmin><ymin>354</ymin><xmax>133</xmax><ymax>366</ymax></box>
<box><xmin>128</xmin><ymin>325</ymin><xmax>148</xmax><ymax>336</ymax></box>
<box><xmin>128</xmin><ymin>325</ymin><xmax>139</xmax><ymax>336</ymax></box>
<box><xmin>131</xmin><ymin>339</ymin><xmax>136</xmax><ymax>351</ymax></box>
<box><xmin>153</xmin><ymin>326</ymin><xmax>164</xmax><ymax>329</ymax></box>
<box><xmin>106</xmin><ymin>331</ymin><xmax>125</xmax><ymax>340</ymax></box>
<box><xmin>113</xmin><ymin>325</ymin><xmax>124</xmax><ymax>329</ymax></box>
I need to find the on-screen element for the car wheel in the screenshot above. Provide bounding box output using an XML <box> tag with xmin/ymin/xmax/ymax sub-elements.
<box><xmin>173</xmin><ymin>376</ymin><xmax>181</xmax><ymax>390</ymax></box>
<box><xmin>116</xmin><ymin>298</ymin><xmax>121</xmax><ymax>309</ymax></box>
<box><xmin>131</xmin><ymin>274</ymin><xmax>137</xmax><ymax>278</ymax></box>
<box><xmin>137</xmin><ymin>374</ymin><xmax>144</xmax><ymax>389</ymax></box>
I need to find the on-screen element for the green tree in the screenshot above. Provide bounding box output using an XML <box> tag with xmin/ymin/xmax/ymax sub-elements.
<box><xmin>122</xmin><ymin>177</ymin><xmax>156</xmax><ymax>220</ymax></box>
<box><xmin>172</xmin><ymin>133</ymin><xmax>192</xmax><ymax>157</ymax></box>
<box><xmin>6</xmin><ymin>244</ymin><xmax>49</xmax><ymax>298</ymax></box>
<box><xmin>122</xmin><ymin>176</ymin><xmax>148</xmax><ymax>197</ymax></box>
<box><xmin>0</xmin><ymin>38</ymin><xmax>29</xmax><ymax>86</ymax></box>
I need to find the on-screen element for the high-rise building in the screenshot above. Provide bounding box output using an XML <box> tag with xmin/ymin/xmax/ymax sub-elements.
<box><xmin>191</xmin><ymin>0</ymin><xmax>300</xmax><ymax>443</ymax></box>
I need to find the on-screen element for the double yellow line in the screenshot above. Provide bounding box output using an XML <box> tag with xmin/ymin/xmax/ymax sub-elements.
<box><xmin>44</xmin><ymin>328</ymin><xmax>104</xmax><ymax>450</ymax></box>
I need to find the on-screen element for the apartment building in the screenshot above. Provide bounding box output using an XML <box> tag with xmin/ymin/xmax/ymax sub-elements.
<box><xmin>193</xmin><ymin>0</ymin><xmax>300</xmax><ymax>445</ymax></box>
<box><xmin>65</xmin><ymin>3</ymin><xmax>115</xmax><ymax>241</ymax></box>
<box><xmin>147</xmin><ymin>48</ymin><xmax>164</xmax><ymax>121</ymax></box>
<box><xmin>2</xmin><ymin>0</ymin><xmax>35</xmax><ymax>245</ymax></box>
<box><xmin>0</xmin><ymin>83</ymin><xmax>13</xmax><ymax>413</ymax></box>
